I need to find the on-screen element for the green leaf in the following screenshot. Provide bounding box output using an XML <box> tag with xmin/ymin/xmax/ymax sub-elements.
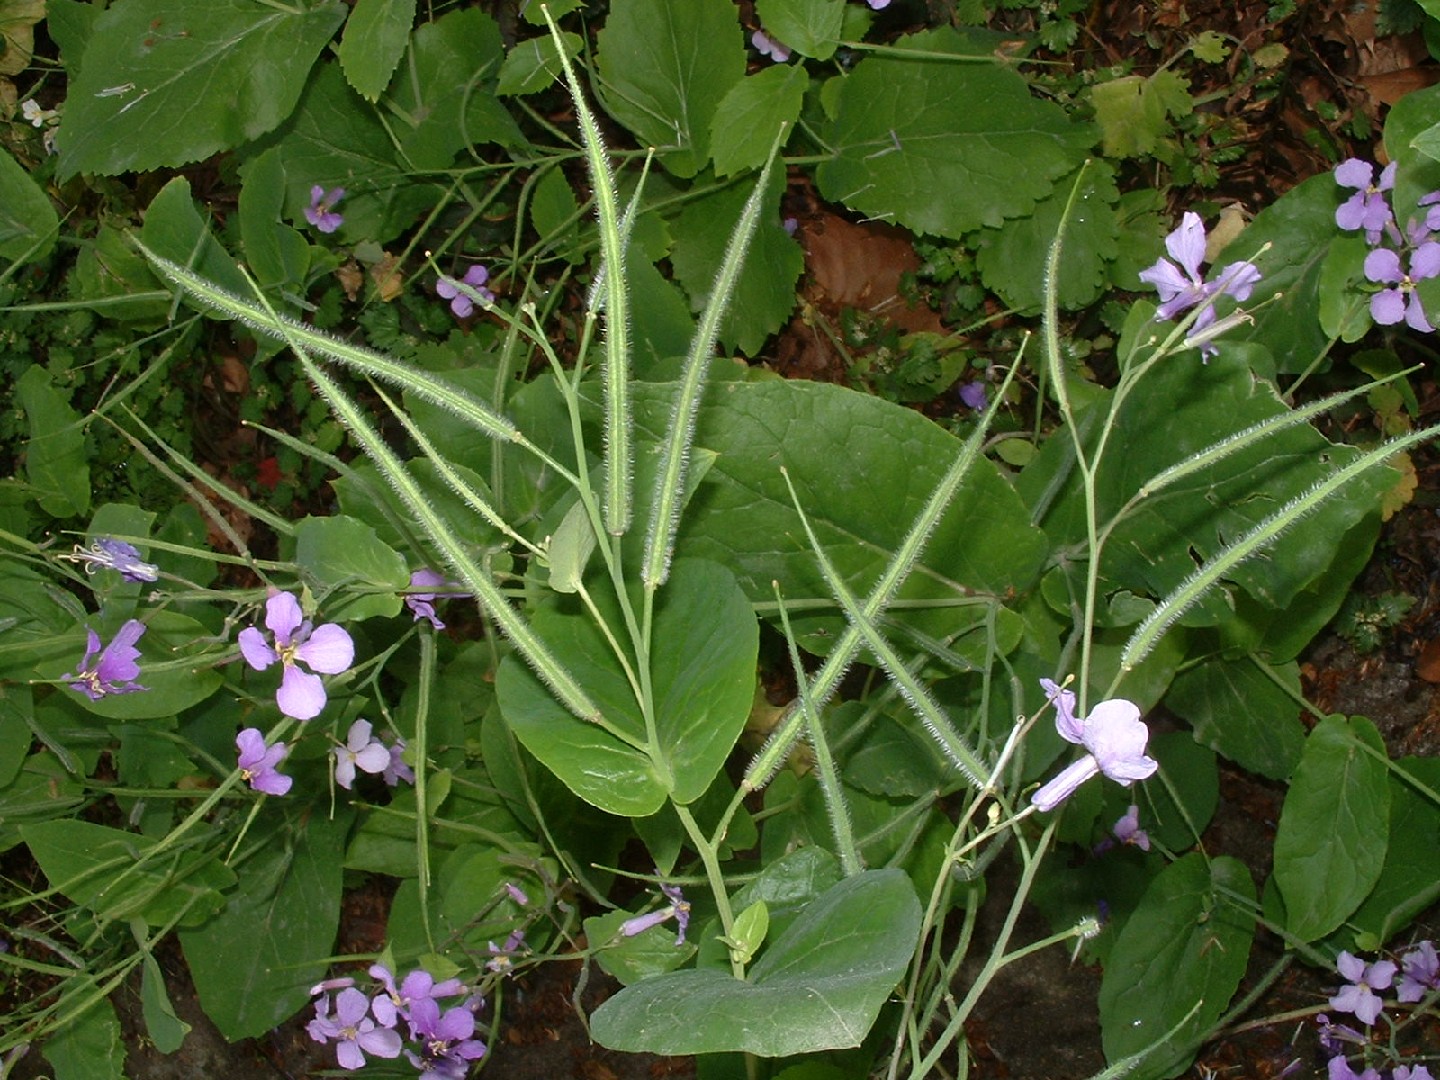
<box><xmin>976</xmin><ymin>160</ymin><xmax>1119</xmax><ymax>312</ymax></box>
<box><xmin>58</xmin><ymin>0</ymin><xmax>346</xmax><ymax>178</ymax></box>
<box><xmin>591</xmin><ymin>869</ymin><xmax>921</xmax><ymax>1055</ymax></box>
<box><xmin>388</xmin><ymin>8</ymin><xmax>507</xmax><ymax>169</ymax></box>
<box><xmin>238</xmin><ymin>146</ymin><xmax>311</xmax><ymax>290</ymax></box>
<box><xmin>45</xmin><ymin>611</ymin><xmax>225</xmax><ymax>721</ymax></box>
<box><xmin>247</xmin><ymin>62</ymin><xmax>439</xmax><ymax>245</ymax></box>
<box><xmin>140</xmin><ymin>176</ymin><xmax>251</xmax><ymax>304</ymax></box>
<box><xmin>499</xmin><ymin>558</ymin><xmax>758</xmax><ymax>813</ymax></box>
<box><xmin>1325</xmin><ymin>756</ymin><xmax>1440</xmax><ymax>949</ymax></box>
<box><xmin>1165</xmin><ymin>657</ymin><xmax>1305</xmax><ymax>780</ymax></box>
<box><xmin>140</xmin><ymin>948</ymin><xmax>191</xmax><ymax>1053</ymax></box>
<box><xmin>293</xmin><ymin>515</ymin><xmax>409</xmax><ymax>621</ymax></box>
<box><xmin>595</xmin><ymin>0</ymin><xmax>747</xmax><ymax>177</ymax></box>
<box><xmin>20</xmin><ymin>819</ymin><xmax>236</xmax><ymax>927</ymax></box>
<box><xmin>710</xmin><ymin>63</ymin><xmax>807</xmax><ymax>178</ymax></box>
<box><xmin>41</xmin><ymin>997</ymin><xmax>125</xmax><ymax>1080</ymax></box>
<box><xmin>815</xmin><ymin>28</ymin><xmax>1092</xmax><ymax>238</ymax></box>
<box><xmin>0</xmin><ymin>144</ymin><xmax>57</xmax><ymax>262</ymax></box>
<box><xmin>1318</xmin><ymin>234</ymin><xmax>1373</xmax><ymax>342</ymax></box>
<box><xmin>1274</xmin><ymin>715</ymin><xmax>1391</xmax><ymax>941</ymax></box>
<box><xmin>1089</xmin><ymin>70</ymin><xmax>1191</xmax><ymax>160</ymax></box>
<box><xmin>339</xmin><ymin>0</ymin><xmax>415</xmax><ymax>101</ymax></box>
<box><xmin>670</xmin><ymin>168</ymin><xmax>802</xmax><ymax>354</ymax></box>
<box><xmin>667</xmin><ymin>378</ymin><xmax>1047</xmax><ymax>654</ymax></box>
<box><xmin>0</xmin><ymin>0</ymin><xmax>44</xmax><ymax>75</ymax></box>
<box><xmin>1223</xmin><ymin>172</ymin><xmax>1336</xmax><ymax>373</ymax></box>
<box><xmin>497</xmin><ymin>31</ymin><xmax>583</xmax><ymax>96</ymax></box>
<box><xmin>16</xmin><ymin>364</ymin><xmax>89</xmax><ymax>518</ymax></box>
<box><xmin>181</xmin><ymin>809</ymin><xmax>352</xmax><ymax>1040</ymax></box>
<box><xmin>754</xmin><ymin>0</ymin><xmax>844</xmax><ymax>60</ymax></box>
<box><xmin>1099</xmin><ymin>854</ymin><xmax>1255</xmax><ymax>1078</ymax></box>
<box><xmin>1020</xmin><ymin>353</ymin><xmax>1393</xmax><ymax>626</ymax></box>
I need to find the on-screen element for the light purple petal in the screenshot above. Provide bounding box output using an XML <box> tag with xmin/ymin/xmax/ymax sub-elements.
<box><xmin>238</xmin><ymin>626</ymin><xmax>277</xmax><ymax>671</ymax></box>
<box><xmin>1336</xmin><ymin>951</ymin><xmax>1366</xmax><ymax>982</ymax></box>
<box><xmin>297</xmin><ymin>623</ymin><xmax>354</xmax><ymax>674</ymax></box>
<box><xmin>1041</xmin><ymin>678</ymin><xmax>1084</xmax><ymax>743</ymax></box>
<box><xmin>264</xmin><ymin>592</ymin><xmax>305</xmax><ymax>646</ymax></box>
<box><xmin>1371</xmin><ymin>288</ymin><xmax>1406</xmax><ymax>326</ymax></box>
<box><xmin>619</xmin><ymin>909</ymin><xmax>672</xmax><ymax>937</ymax></box>
<box><xmin>1378</xmin><ymin>161</ymin><xmax>1397</xmax><ymax>190</ymax></box>
<box><xmin>335</xmin><ymin>1040</ymin><xmax>367</xmax><ymax>1071</ymax></box>
<box><xmin>1334</xmin><ymin>159</ymin><xmax>1374</xmax><ymax>191</ymax></box>
<box><xmin>1412</xmin><ymin>241</ymin><xmax>1440</xmax><ymax>281</ymax></box>
<box><xmin>335</xmin><ymin>988</ymin><xmax>372</xmax><ymax>1025</ymax></box>
<box><xmin>357</xmin><ymin>1026</ymin><xmax>403</xmax><ymax>1058</ymax></box>
<box><xmin>1364</xmin><ymin>247</ymin><xmax>1402</xmax><ymax>285</ymax></box>
<box><xmin>1164</xmin><ymin>211</ymin><xmax>1207</xmax><ymax>280</ymax></box>
<box><xmin>1137</xmin><ymin>258</ymin><xmax>1192</xmax><ymax>303</ymax></box>
<box><xmin>1365</xmin><ymin>959</ymin><xmax>1397</xmax><ymax>989</ymax></box>
<box><xmin>1336</xmin><ymin>193</ymin><xmax>1369</xmax><ymax>232</ymax></box>
<box><xmin>333</xmin><ymin>749</ymin><xmax>358</xmax><ymax>790</ymax></box>
<box><xmin>236</xmin><ymin>727</ymin><xmax>267</xmax><ymax>770</ymax></box>
<box><xmin>1030</xmin><ymin>755</ymin><xmax>1100</xmax><ymax>812</ymax></box>
<box><xmin>345</xmin><ymin>719</ymin><xmax>374</xmax><ymax>751</ymax></box>
<box><xmin>1406</xmin><ymin>293</ymin><xmax>1434</xmax><ymax>333</ymax></box>
<box><xmin>461</xmin><ymin>265</ymin><xmax>489</xmax><ymax>288</ymax></box>
<box><xmin>277</xmin><ymin>663</ymin><xmax>327</xmax><ymax>720</ymax></box>
<box><xmin>1213</xmin><ymin>260</ymin><xmax>1262</xmax><ymax>302</ymax></box>
<box><xmin>252</xmin><ymin>764</ymin><xmax>293</xmax><ymax>797</ymax></box>
<box><xmin>354</xmin><ymin>742</ymin><xmax>390</xmax><ymax>775</ymax></box>
<box><xmin>1083</xmin><ymin>699</ymin><xmax>1157</xmax><ymax>782</ymax></box>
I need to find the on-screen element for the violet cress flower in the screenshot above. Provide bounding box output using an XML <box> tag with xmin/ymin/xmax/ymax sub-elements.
<box><xmin>1031</xmin><ymin>681</ymin><xmax>1158</xmax><ymax>812</ymax></box>
<box><xmin>238</xmin><ymin>592</ymin><xmax>354</xmax><ymax>720</ymax></box>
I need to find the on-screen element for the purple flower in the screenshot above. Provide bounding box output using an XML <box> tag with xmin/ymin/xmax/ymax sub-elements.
<box><xmin>1329</xmin><ymin>951</ymin><xmax>1396</xmax><ymax>1025</ymax></box>
<box><xmin>405</xmin><ymin>1003</ymin><xmax>487</xmax><ymax>1080</ymax></box>
<box><xmin>307</xmin><ymin>987</ymin><xmax>402</xmax><ymax>1070</ymax></box>
<box><xmin>505</xmin><ymin>882</ymin><xmax>529</xmax><ymax>907</ymax></box>
<box><xmin>238</xmin><ymin>592</ymin><xmax>354</xmax><ymax>720</ymax></box>
<box><xmin>619</xmin><ymin>878</ymin><xmax>691</xmax><ymax>946</ymax></box>
<box><xmin>383</xmin><ymin>740</ymin><xmax>415</xmax><ymax>787</ymax></box>
<box><xmin>1335</xmin><ymin>159</ymin><xmax>1396</xmax><ymax>243</ymax></box>
<box><xmin>304</xmin><ymin>185</ymin><xmax>345</xmax><ymax>233</ymax></box>
<box><xmin>368</xmin><ymin>964</ymin><xmax>467</xmax><ymax>1035</ymax></box>
<box><xmin>1112</xmin><ymin>805</ymin><xmax>1151</xmax><ymax>851</ymax></box>
<box><xmin>65</xmin><ymin>620</ymin><xmax>147</xmax><ymax>700</ymax></box>
<box><xmin>1398</xmin><ymin>940</ymin><xmax>1439</xmax><ymax>1003</ymax></box>
<box><xmin>752</xmin><ymin>30</ymin><xmax>791</xmax><ymax>63</ymax></box>
<box><xmin>1138</xmin><ymin>212</ymin><xmax>1262</xmax><ymax>359</ymax></box>
<box><xmin>236</xmin><ymin>727</ymin><xmax>293</xmax><ymax>796</ymax></box>
<box><xmin>68</xmin><ymin>538</ymin><xmax>159</xmax><ymax>583</ymax></box>
<box><xmin>1396</xmin><ymin>1067</ymin><xmax>1437</xmax><ymax>1080</ymax></box>
<box><xmin>436</xmin><ymin>265</ymin><xmax>494</xmax><ymax>318</ymax></box>
<box><xmin>1363</xmin><ymin>243</ymin><xmax>1440</xmax><ymax>332</ymax></box>
<box><xmin>958</xmin><ymin>380</ymin><xmax>987</xmax><ymax>410</ymax></box>
<box><xmin>334</xmin><ymin>719</ymin><xmax>391</xmax><ymax>789</ymax></box>
<box><xmin>486</xmin><ymin>929</ymin><xmax>526</xmax><ymax>974</ymax></box>
<box><xmin>404</xmin><ymin>569</ymin><xmax>459</xmax><ymax>630</ymax></box>
<box><xmin>1327</xmin><ymin>1059</ymin><xmax>1381</xmax><ymax>1080</ymax></box>
<box><xmin>1031</xmin><ymin>686</ymin><xmax>1158</xmax><ymax>812</ymax></box>
<box><xmin>1315</xmin><ymin>1013</ymin><xmax>1366</xmax><ymax>1056</ymax></box>
<box><xmin>1420</xmin><ymin>191</ymin><xmax>1440</xmax><ymax>234</ymax></box>
<box><xmin>866</xmin><ymin>0</ymin><xmax>892</xmax><ymax>8</ymax></box>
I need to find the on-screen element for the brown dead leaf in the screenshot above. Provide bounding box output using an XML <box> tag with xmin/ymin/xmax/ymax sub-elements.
<box><xmin>336</xmin><ymin>259</ymin><xmax>364</xmax><ymax>302</ymax></box>
<box><xmin>369</xmin><ymin>253</ymin><xmax>405</xmax><ymax>302</ymax></box>
<box><xmin>1416</xmin><ymin>637</ymin><xmax>1440</xmax><ymax>683</ymax></box>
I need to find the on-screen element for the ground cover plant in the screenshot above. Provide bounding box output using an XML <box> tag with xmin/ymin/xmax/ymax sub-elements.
<box><xmin>3</xmin><ymin>1</ymin><xmax>1440</xmax><ymax>1078</ymax></box>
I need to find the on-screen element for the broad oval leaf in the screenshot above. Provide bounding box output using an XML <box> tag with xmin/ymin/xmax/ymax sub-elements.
<box><xmin>591</xmin><ymin>868</ymin><xmax>921</xmax><ymax>1056</ymax></box>
<box><xmin>58</xmin><ymin>0</ymin><xmax>346</xmax><ymax>178</ymax></box>
<box><xmin>1274</xmin><ymin>715</ymin><xmax>1390</xmax><ymax>942</ymax></box>
<box><xmin>595</xmin><ymin>0</ymin><xmax>746</xmax><ymax>177</ymax></box>
<box><xmin>1099</xmin><ymin>853</ymin><xmax>1255</xmax><ymax>1078</ymax></box>
<box><xmin>815</xmin><ymin>28</ymin><xmax>1093</xmax><ymax>238</ymax></box>
<box><xmin>497</xmin><ymin>558</ymin><xmax>758</xmax><ymax>815</ymax></box>
<box><xmin>293</xmin><ymin>515</ymin><xmax>409</xmax><ymax>621</ymax></box>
